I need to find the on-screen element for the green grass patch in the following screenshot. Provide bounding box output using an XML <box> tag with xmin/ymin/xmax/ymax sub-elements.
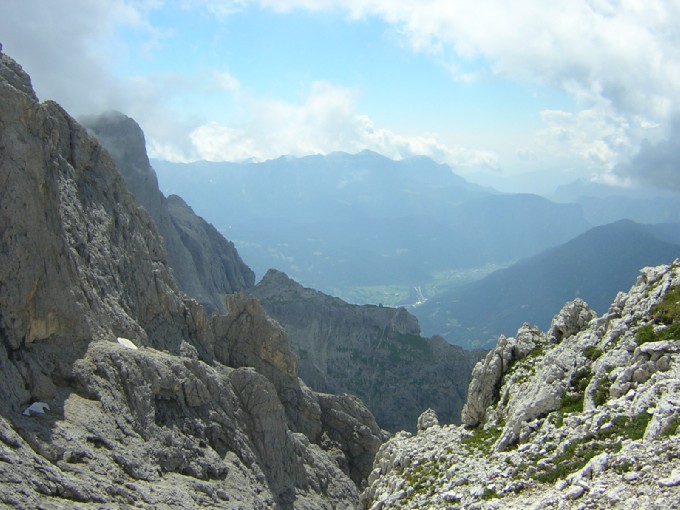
<box><xmin>636</xmin><ymin>285</ymin><xmax>680</xmax><ymax>344</ymax></box>
<box><xmin>507</xmin><ymin>344</ymin><xmax>545</xmax><ymax>378</ymax></box>
<box><xmin>535</xmin><ymin>411</ymin><xmax>652</xmax><ymax>483</ymax></box>
<box><xmin>583</xmin><ymin>346</ymin><xmax>603</xmax><ymax>361</ymax></box>
<box><xmin>593</xmin><ymin>378</ymin><xmax>612</xmax><ymax>407</ymax></box>
<box><xmin>401</xmin><ymin>456</ymin><xmax>454</xmax><ymax>501</ymax></box>
<box><xmin>624</xmin><ymin>412</ymin><xmax>652</xmax><ymax>440</ymax></box>
<box><xmin>652</xmin><ymin>285</ymin><xmax>680</xmax><ymax>325</ymax></box>
<box><xmin>556</xmin><ymin>368</ymin><xmax>592</xmax><ymax>416</ymax></box>
<box><xmin>571</xmin><ymin>368</ymin><xmax>592</xmax><ymax>393</ymax></box>
<box><xmin>635</xmin><ymin>325</ymin><xmax>657</xmax><ymax>346</ymax></box>
<box><xmin>534</xmin><ymin>439</ymin><xmax>611</xmax><ymax>484</ymax></box>
<box><xmin>481</xmin><ymin>487</ymin><xmax>499</xmax><ymax>500</ymax></box>
<box><xmin>662</xmin><ymin>416</ymin><xmax>680</xmax><ymax>437</ymax></box>
<box><xmin>560</xmin><ymin>394</ymin><xmax>584</xmax><ymax>415</ymax></box>
<box><xmin>462</xmin><ymin>426</ymin><xmax>502</xmax><ymax>453</ymax></box>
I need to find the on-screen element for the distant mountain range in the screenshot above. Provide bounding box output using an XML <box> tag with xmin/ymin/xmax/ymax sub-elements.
<box><xmin>415</xmin><ymin>219</ymin><xmax>680</xmax><ymax>349</ymax></box>
<box><xmin>153</xmin><ymin>153</ymin><xmax>590</xmax><ymax>299</ymax></box>
<box><xmin>549</xmin><ymin>178</ymin><xmax>680</xmax><ymax>225</ymax></box>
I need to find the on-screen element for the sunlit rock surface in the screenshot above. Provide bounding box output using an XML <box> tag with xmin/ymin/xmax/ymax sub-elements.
<box><xmin>362</xmin><ymin>261</ymin><xmax>680</xmax><ymax>509</ymax></box>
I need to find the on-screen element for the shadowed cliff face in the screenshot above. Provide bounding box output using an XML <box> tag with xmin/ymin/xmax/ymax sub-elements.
<box><xmin>80</xmin><ymin>111</ymin><xmax>255</xmax><ymax>313</ymax></box>
<box><xmin>0</xmin><ymin>49</ymin><xmax>383</xmax><ymax>509</ymax></box>
<box><xmin>249</xmin><ymin>269</ymin><xmax>486</xmax><ymax>432</ymax></box>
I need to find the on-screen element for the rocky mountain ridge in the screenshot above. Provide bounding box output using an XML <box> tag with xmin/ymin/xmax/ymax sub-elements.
<box><xmin>0</xmin><ymin>47</ymin><xmax>383</xmax><ymax>509</ymax></box>
<box><xmin>79</xmin><ymin>105</ymin><xmax>487</xmax><ymax>435</ymax></box>
<box><xmin>361</xmin><ymin>260</ymin><xmax>680</xmax><ymax>509</ymax></box>
<box><xmin>249</xmin><ymin>270</ymin><xmax>485</xmax><ymax>433</ymax></box>
<box><xmin>80</xmin><ymin>111</ymin><xmax>255</xmax><ymax>313</ymax></box>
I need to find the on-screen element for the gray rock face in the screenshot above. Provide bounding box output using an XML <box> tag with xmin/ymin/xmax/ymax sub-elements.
<box><xmin>417</xmin><ymin>409</ymin><xmax>439</xmax><ymax>432</ymax></box>
<box><xmin>361</xmin><ymin>260</ymin><xmax>680</xmax><ymax>509</ymax></box>
<box><xmin>80</xmin><ymin>111</ymin><xmax>255</xmax><ymax>313</ymax></box>
<box><xmin>0</xmin><ymin>49</ymin><xmax>381</xmax><ymax>509</ymax></box>
<box><xmin>249</xmin><ymin>269</ymin><xmax>486</xmax><ymax>432</ymax></box>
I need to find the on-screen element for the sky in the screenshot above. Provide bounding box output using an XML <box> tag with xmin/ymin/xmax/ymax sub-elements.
<box><xmin>2</xmin><ymin>0</ymin><xmax>680</xmax><ymax>193</ymax></box>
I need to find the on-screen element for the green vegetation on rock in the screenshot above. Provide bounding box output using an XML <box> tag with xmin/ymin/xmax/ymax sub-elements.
<box><xmin>461</xmin><ymin>426</ymin><xmax>502</xmax><ymax>453</ymax></box>
<box><xmin>636</xmin><ymin>285</ymin><xmax>680</xmax><ymax>344</ymax></box>
<box><xmin>584</xmin><ymin>345</ymin><xmax>603</xmax><ymax>361</ymax></box>
<box><xmin>534</xmin><ymin>412</ymin><xmax>652</xmax><ymax>483</ymax></box>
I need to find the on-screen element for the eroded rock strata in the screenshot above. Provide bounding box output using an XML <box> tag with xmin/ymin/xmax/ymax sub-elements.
<box><xmin>0</xmin><ymin>48</ymin><xmax>382</xmax><ymax>509</ymax></box>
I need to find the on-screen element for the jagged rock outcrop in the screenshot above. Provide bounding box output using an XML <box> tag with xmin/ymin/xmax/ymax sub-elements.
<box><xmin>80</xmin><ymin>111</ymin><xmax>255</xmax><ymax>313</ymax></box>
<box><xmin>461</xmin><ymin>298</ymin><xmax>596</xmax><ymax>431</ymax></box>
<box><xmin>0</xmin><ymin>48</ymin><xmax>383</xmax><ymax>509</ymax></box>
<box><xmin>416</xmin><ymin>409</ymin><xmax>439</xmax><ymax>432</ymax></box>
<box><xmin>249</xmin><ymin>269</ymin><xmax>486</xmax><ymax>432</ymax></box>
<box><xmin>361</xmin><ymin>261</ymin><xmax>680</xmax><ymax>509</ymax></box>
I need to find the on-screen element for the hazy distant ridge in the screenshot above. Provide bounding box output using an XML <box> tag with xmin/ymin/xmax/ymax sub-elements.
<box><xmin>417</xmin><ymin>219</ymin><xmax>680</xmax><ymax>348</ymax></box>
<box><xmin>153</xmin><ymin>153</ymin><xmax>590</xmax><ymax>295</ymax></box>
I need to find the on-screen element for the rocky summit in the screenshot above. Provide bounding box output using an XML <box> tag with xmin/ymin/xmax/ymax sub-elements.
<box><xmin>0</xmin><ymin>48</ymin><xmax>384</xmax><ymax>509</ymax></box>
<box><xmin>249</xmin><ymin>269</ymin><xmax>485</xmax><ymax>433</ymax></box>
<box><xmin>80</xmin><ymin>111</ymin><xmax>255</xmax><ymax>313</ymax></box>
<box><xmin>361</xmin><ymin>261</ymin><xmax>680</xmax><ymax>509</ymax></box>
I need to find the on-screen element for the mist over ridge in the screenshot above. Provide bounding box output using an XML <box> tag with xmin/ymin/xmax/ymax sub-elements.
<box><xmin>152</xmin><ymin>150</ymin><xmax>678</xmax><ymax>349</ymax></box>
<box><xmin>153</xmin><ymin>153</ymin><xmax>588</xmax><ymax>287</ymax></box>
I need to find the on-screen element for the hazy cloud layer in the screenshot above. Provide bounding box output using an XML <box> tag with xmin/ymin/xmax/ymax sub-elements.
<box><xmin>0</xmin><ymin>0</ymin><xmax>203</xmax><ymax>161</ymax></box>
<box><xmin>0</xmin><ymin>0</ymin><xmax>499</xmax><ymax>170</ymax></box>
<box><xmin>244</xmin><ymin>0</ymin><xmax>680</xmax><ymax>120</ymax></box>
<box><xmin>1</xmin><ymin>1</ymin><xmax>154</xmax><ymax>114</ymax></box>
<box><xmin>617</xmin><ymin>120</ymin><xmax>680</xmax><ymax>191</ymax></box>
<box><xmin>2</xmin><ymin>0</ymin><xmax>680</xmax><ymax>187</ymax></box>
<box><xmin>188</xmin><ymin>82</ymin><xmax>499</xmax><ymax>168</ymax></box>
<box><xmin>232</xmin><ymin>0</ymin><xmax>680</xmax><ymax>187</ymax></box>
<box><xmin>517</xmin><ymin>106</ymin><xmax>662</xmax><ymax>176</ymax></box>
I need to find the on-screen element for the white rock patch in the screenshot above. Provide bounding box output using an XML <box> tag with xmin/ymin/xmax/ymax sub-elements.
<box><xmin>116</xmin><ymin>337</ymin><xmax>138</xmax><ymax>350</ymax></box>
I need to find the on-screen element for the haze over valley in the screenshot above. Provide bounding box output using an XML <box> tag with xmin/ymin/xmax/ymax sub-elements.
<box><xmin>4</xmin><ymin>3</ymin><xmax>680</xmax><ymax>507</ymax></box>
<box><xmin>5</xmin><ymin>3</ymin><xmax>680</xmax><ymax>350</ymax></box>
<box><xmin>154</xmin><ymin>153</ymin><xmax>680</xmax><ymax>348</ymax></box>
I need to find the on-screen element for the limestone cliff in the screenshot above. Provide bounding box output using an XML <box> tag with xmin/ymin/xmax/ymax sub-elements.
<box><xmin>362</xmin><ymin>261</ymin><xmax>680</xmax><ymax>509</ymax></box>
<box><xmin>249</xmin><ymin>269</ymin><xmax>485</xmax><ymax>432</ymax></box>
<box><xmin>0</xmin><ymin>48</ymin><xmax>383</xmax><ymax>509</ymax></box>
<box><xmin>80</xmin><ymin>111</ymin><xmax>255</xmax><ymax>313</ymax></box>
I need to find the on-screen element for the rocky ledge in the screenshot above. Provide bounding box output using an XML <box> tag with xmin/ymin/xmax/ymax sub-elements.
<box><xmin>361</xmin><ymin>261</ymin><xmax>680</xmax><ymax>509</ymax></box>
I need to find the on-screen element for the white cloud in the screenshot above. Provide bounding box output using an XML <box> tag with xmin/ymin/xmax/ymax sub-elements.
<box><xmin>515</xmin><ymin>106</ymin><xmax>663</xmax><ymax>176</ymax></box>
<box><xmin>185</xmin><ymin>81</ymin><xmax>498</xmax><ymax>169</ymax></box>
<box><xmin>186</xmin><ymin>0</ymin><xmax>680</xmax><ymax>188</ymax></box>
<box><xmin>214</xmin><ymin>71</ymin><xmax>241</xmax><ymax>92</ymax></box>
<box><xmin>242</xmin><ymin>1</ymin><xmax>680</xmax><ymax>121</ymax></box>
<box><xmin>615</xmin><ymin>120</ymin><xmax>680</xmax><ymax>191</ymax></box>
<box><xmin>0</xmin><ymin>1</ymin><xmax>159</xmax><ymax>114</ymax></box>
<box><xmin>0</xmin><ymin>0</ymin><xmax>203</xmax><ymax>162</ymax></box>
<box><xmin>5</xmin><ymin>0</ymin><xmax>680</xmax><ymax>188</ymax></box>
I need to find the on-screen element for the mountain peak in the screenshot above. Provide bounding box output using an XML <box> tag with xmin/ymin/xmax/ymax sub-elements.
<box><xmin>81</xmin><ymin>110</ymin><xmax>150</xmax><ymax>174</ymax></box>
<box><xmin>0</xmin><ymin>46</ymin><xmax>38</xmax><ymax>101</ymax></box>
<box><xmin>0</xmin><ymin>49</ymin><xmax>383</xmax><ymax>508</ymax></box>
